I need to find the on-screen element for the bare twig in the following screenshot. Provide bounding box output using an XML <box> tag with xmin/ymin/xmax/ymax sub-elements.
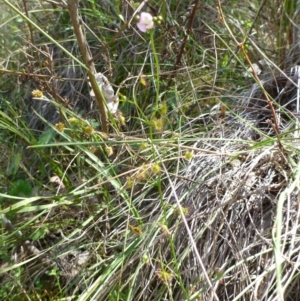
<box><xmin>174</xmin><ymin>0</ymin><xmax>200</xmax><ymax>68</ymax></box>
<box><xmin>67</xmin><ymin>0</ymin><xmax>108</xmax><ymax>133</ymax></box>
<box><xmin>217</xmin><ymin>0</ymin><xmax>285</xmax><ymax>156</ymax></box>
<box><xmin>0</xmin><ymin>68</ymin><xmax>83</xmax><ymax>81</ymax></box>
<box><xmin>166</xmin><ymin>0</ymin><xmax>200</xmax><ymax>90</ymax></box>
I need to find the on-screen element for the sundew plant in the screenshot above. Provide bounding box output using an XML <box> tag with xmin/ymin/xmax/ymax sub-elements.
<box><xmin>1</xmin><ymin>0</ymin><xmax>300</xmax><ymax>300</ymax></box>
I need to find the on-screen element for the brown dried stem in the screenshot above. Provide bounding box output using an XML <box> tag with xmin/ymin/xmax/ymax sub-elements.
<box><xmin>166</xmin><ymin>0</ymin><xmax>200</xmax><ymax>90</ymax></box>
<box><xmin>217</xmin><ymin>0</ymin><xmax>284</xmax><ymax>154</ymax></box>
<box><xmin>67</xmin><ymin>0</ymin><xmax>108</xmax><ymax>133</ymax></box>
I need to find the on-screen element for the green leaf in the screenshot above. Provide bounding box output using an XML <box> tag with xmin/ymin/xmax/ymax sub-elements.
<box><xmin>7</xmin><ymin>152</ymin><xmax>22</xmax><ymax>176</ymax></box>
<box><xmin>30</xmin><ymin>226</ymin><xmax>48</xmax><ymax>241</ymax></box>
<box><xmin>38</xmin><ymin>128</ymin><xmax>56</xmax><ymax>145</ymax></box>
<box><xmin>8</xmin><ymin>179</ymin><xmax>32</xmax><ymax>198</ymax></box>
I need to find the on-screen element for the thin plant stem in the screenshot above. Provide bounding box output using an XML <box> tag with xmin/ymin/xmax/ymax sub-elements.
<box><xmin>67</xmin><ymin>0</ymin><xmax>108</xmax><ymax>133</ymax></box>
<box><xmin>217</xmin><ymin>0</ymin><xmax>285</xmax><ymax>156</ymax></box>
<box><xmin>150</xmin><ymin>29</ymin><xmax>160</xmax><ymax>107</ymax></box>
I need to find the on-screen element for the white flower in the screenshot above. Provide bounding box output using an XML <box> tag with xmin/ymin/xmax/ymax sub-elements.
<box><xmin>137</xmin><ymin>12</ymin><xmax>154</xmax><ymax>32</ymax></box>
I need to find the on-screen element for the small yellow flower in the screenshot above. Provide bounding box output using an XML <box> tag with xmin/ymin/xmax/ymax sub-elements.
<box><xmin>68</xmin><ymin>117</ymin><xmax>79</xmax><ymax>125</ymax></box>
<box><xmin>140</xmin><ymin>163</ymin><xmax>148</xmax><ymax>171</ymax></box>
<box><xmin>152</xmin><ymin>118</ymin><xmax>164</xmax><ymax>131</ymax></box>
<box><xmin>129</xmin><ymin>224</ymin><xmax>143</xmax><ymax>236</ymax></box>
<box><xmin>84</xmin><ymin>125</ymin><xmax>94</xmax><ymax>135</ymax></box>
<box><xmin>159</xmin><ymin>102</ymin><xmax>168</xmax><ymax>115</ymax></box>
<box><xmin>184</xmin><ymin>151</ymin><xmax>194</xmax><ymax>161</ymax></box>
<box><xmin>118</xmin><ymin>112</ymin><xmax>126</xmax><ymax>127</ymax></box>
<box><xmin>136</xmin><ymin>171</ymin><xmax>147</xmax><ymax>181</ymax></box>
<box><xmin>174</xmin><ymin>205</ymin><xmax>190</xmax><ymax>217</ymax></box>
<box><xmin>157</xmin><ymin>269</ymin><xmax>173</xmax><ymax>284</ymax></box>
<box><xmin>105</xmin><ymin>146</ymin><xmax>113</xmax><ymax>157</ymax></box>
<box><xmin>89</xmin><ymin>146</ymin><xmax>97</xmax><ymax>153</ymax></box>
<box><xmin>135</xmin><ymin>164</ymin><xmax>149</xmax><ymax>181</ymax></box>
<box><xmin>140</xmin><ymin>142</ymin><xmax>149</xmax><ymax>151</ymax></box>
<box><xmin>98</xmin><ymin>132</ymin><xmax>108</xmax><ymax>140</ymax></box>
<box><xmin>95</xmin><ymin>132</ymin><xmax>108</xmax><ymax>140</ymax></box>
<box><xmin>55</xmin><ymin>122</ymin><xmax>65</xmax><ymax>132</ymax></box>
<box><xmin>32</xmin><ymin>89</ymin><xmax>43</xmax><ymax>98</ymax></box>
<box><xmin>142</xmin><ymin>253</ymin><xmax>150</xmax><ymax>265</ymax></box>
<box><xmin>151</xmin><ymin>163</ymin><xmax>161</xmax><ymax>174</ymax></box>
<box><xmin>126</xmin><ymin>176</ymin><xmax>134</xmax><ymax>189</ymax></box>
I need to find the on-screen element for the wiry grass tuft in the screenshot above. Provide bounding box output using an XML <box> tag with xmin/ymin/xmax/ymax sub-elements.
<box><xmin>1</xmin><ymin>0</ymin><xmax>300</xmax><ymax>300</ymax></box>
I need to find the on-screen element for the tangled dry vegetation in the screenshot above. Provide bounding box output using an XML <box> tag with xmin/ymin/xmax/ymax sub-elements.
<box><xmin>128</xmin><ymin>67</ymin><xmax>300</xmax><ymax>300</ymax></box>
<box><xmin>2</xmin><ymin>1</ymin><xmax>300</xmax><ymax>301</ymax></box>
<box><xmin>4</xmin><ymin>67</ymin><xmax>300</xmax><ymax>301</ymax></box>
